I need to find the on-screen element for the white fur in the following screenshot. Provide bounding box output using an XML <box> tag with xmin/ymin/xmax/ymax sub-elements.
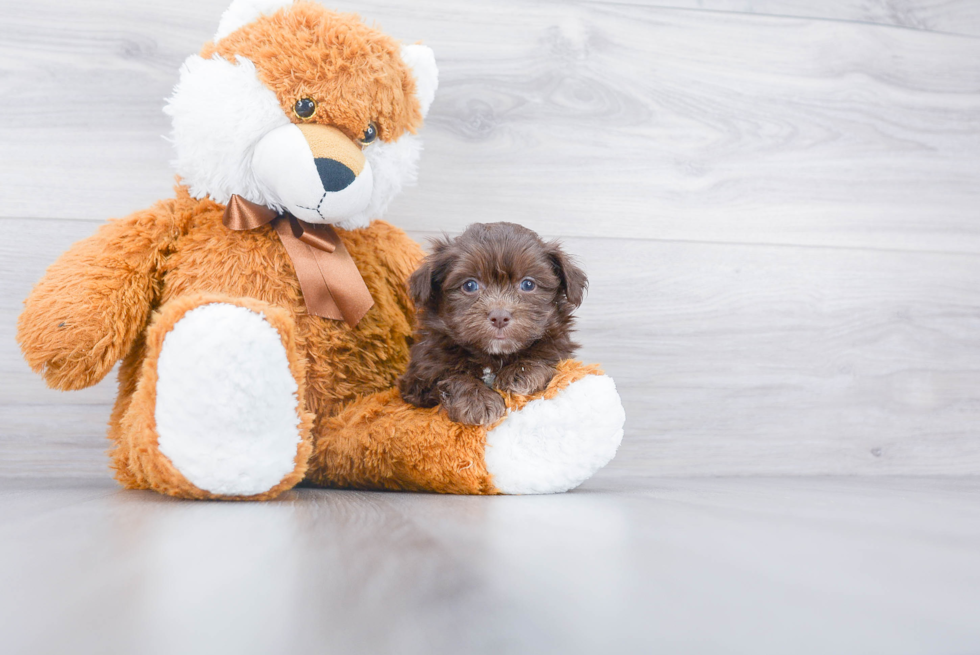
<box><xmin>251</xmin><ymin>123</ymin><xmax>375</xmax><ymax>223</ymax></box>
<box><xmin>251</xmin><ymin>124</ymin><xmax>323</xmax><ymax>214</ymax></box>
<box><xmin>165</xmin><ymin>54</ymin><xmax>289</xmax><ymax>207</ymax></box>
<box><xmin>214</xmin><ymin>0</ymin><xmax>295</xmax><ymax>41</ymax></box>
<box><xmin>166</xmin><ymin>53</ymin><xmax>425</xmax><ymax>228</ymax></box>
<box><xmin>155</xmin><ymin>303</ymin><xmax>303</xmax><ymax>496</ymax></box>
<box><xmin>334</xmin><ymin>135</ymin><xmax>422</xmax><ymax>230</ymax></box>
<box><xmin>485</xmin><ymin>375</ymin><xmax>626</xmax><ymax>494</ymax></box>
<box><xmin>167</xmin><ymin>3</ymin><xmax>436</xmax><ymax>228</ymax></box>
<box><xmin>401</xmin><ymin>45</ymin><xmax>438</xmax><ymax>118</ymax></box>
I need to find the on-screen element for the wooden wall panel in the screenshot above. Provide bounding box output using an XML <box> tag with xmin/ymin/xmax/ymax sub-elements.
<box><xmin>5</xmin><ymin>219</ymin><xmax>980</xmax><ymax>476</ymax></box>
<box><xmin>2</xmin><ymin>1</ymin><xmax>979</xmax><ymax>252</ymax></box>
<box><xmin>2</xmin><ymin>0</ymin><xmax>979</xmax><ymax>477</ymax></box>
<box><xmin>611</xmin><ymin>1</ymin><xmax>980</xmax><ymax>38</ymax></box>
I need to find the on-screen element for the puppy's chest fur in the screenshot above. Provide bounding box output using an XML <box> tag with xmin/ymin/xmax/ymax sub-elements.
<box><xmin>414</xmin><ymin>327</ymin><xmax>564</xmax><ymax>384</ymax></box>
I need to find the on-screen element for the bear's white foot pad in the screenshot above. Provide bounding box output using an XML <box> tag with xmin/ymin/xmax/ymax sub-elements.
<box><xmin>155</xmin><ymin>303</ymin><xmax>302</xmax><ymax>496</ymax></box>
<box><xmin>485</xmin><ymin>375</ymin><xmax>626</xmax><ymax>494</ymax></box>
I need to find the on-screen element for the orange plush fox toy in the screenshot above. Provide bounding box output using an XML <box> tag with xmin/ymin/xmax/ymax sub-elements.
<box><xmin>17</xmin><ymin>0</ymin><xmax>625</xmax><ymax>500</ymax></box>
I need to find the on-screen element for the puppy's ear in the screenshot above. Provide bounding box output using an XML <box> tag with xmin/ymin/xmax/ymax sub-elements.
<box><xmin>547</xmin><ymin>243</ymin><xmax>588</xmax><ymax>308</ymax></box>
<box><xmin>408</xmin><ymin>260</ymin><xmax>436</xmax><ymax>307</ymax></box>
<box><xmin>409</xmin><ymin>238</ymin><xmax>454</xmax><ymax>308</ymax></box>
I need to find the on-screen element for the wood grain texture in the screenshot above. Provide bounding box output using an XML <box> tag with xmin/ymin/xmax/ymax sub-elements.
<box><xmin>608</xmin><ymin>0</ymin><xmax>980</xmax><ymax>38</ymax></box>
<box><xmin>3</xmin><ymin>4</ymin><xmax>980</xmax><ymax>649</ymax></box>
<box><xmin>0</xmin><ymin>476</ymin><xmax>978</xmax><ymax>654</ymax></box>
<box><xmin>1</xmin><ymin>1</ymin><xmax>979</xmax><ymax>252</ymax></box>
<box><xmin>5</xmin><ymin>219</ymin><xmax>980</xmax><ymax>477</ymax></box>
<box><xmin>3</xmin><ymin>1</ymin><xmax>980</xmax><ymax>477</ymax></box>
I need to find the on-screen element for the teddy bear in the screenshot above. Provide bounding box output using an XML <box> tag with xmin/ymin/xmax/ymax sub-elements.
<box><xmin>16</xmin><ymin>0</ymin><xmax>626</xmax><ymax>500</ymax></box>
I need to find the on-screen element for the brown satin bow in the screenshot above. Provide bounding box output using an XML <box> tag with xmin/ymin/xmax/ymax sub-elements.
<box><xmin>223</xmin><ymin>194</ymin><xmax>374</xmax><ymax>327</ymax></box>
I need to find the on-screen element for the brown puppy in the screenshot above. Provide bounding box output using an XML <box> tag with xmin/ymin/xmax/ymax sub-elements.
<box><xmin>399</xmin><ymin>222</ymin><xmax>588</xmax><ymax>425</ymax></box>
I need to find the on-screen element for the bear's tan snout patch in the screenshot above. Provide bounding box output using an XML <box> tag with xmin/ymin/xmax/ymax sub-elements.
<box><xmin>297</xmin><ymin>124</ymin><xmax>366</xmax><ymax>193</ymax></box>
<box><xmin>297</xmin><ymin>124</ymin><xmax>365</xmax><ymax>176</ymax></box>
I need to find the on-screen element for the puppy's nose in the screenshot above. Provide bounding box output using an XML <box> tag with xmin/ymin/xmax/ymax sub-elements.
<box><xmin>488</xmin><ymin>309</ymin><xmax>512</xmax><ymax>329</ymax></box>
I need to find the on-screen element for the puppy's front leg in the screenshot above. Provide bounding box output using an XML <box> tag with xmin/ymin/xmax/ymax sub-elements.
<box><xmin>496</xmin><ymin>360</ymin><xmax>557</xmax><ymax>396</ymax></box>
<box><xmin>438</xmin><ymin>375</ymin><xmax>506</xmax><ymax>426</ymax></box>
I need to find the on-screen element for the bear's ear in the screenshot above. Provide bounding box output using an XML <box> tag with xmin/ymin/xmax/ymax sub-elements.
<box><xmin>215</xmin><ymin>0</ymin><xmax>295</xmax><ymax>41</ymax></box>
<box><xmin>401</xmin><ymin>45</ymin><xmax>439</xmax><ymax>118</ymax></box>
<box><xmin>408</xmin><ymin>238</ymin><xmax>454</xmax><ymax>308</ymax></box>
<box><xmin>547</xmin><ymin>243</ymin><xmax>589</xmax><ymax>308</ymax></box>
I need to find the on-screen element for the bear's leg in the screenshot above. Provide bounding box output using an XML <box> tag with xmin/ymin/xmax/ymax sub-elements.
<box><xmin>113</xmin><ymin>294</ymin><xmax>313</xmax><ymax>500</ymax></box>
<box><xmin>306</xmin><ymin>361</ymin><xmax>625</xmax><ymax>494</ymax></box>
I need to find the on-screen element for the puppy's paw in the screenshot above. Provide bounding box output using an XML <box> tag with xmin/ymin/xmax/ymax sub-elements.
<box><xmin>439</xmin><ymin>377</ymin><xmax>507</xmax><ymax>426</ymax></box>
<box><xmin>496</xmin><ymin>361</ymin><xmax>556</xmax><ymax>396</ymax></box>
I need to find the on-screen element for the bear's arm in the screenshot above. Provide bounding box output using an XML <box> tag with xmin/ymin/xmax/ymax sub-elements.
<box><xmin>17</xmin><ymin>199</ymin><xmax>179</xmax><ymax>391</ymax></box>
<box><xmin>368</xmin><ymin>221</ymin><xmax>426</xmax><ymax>328</ymax></box>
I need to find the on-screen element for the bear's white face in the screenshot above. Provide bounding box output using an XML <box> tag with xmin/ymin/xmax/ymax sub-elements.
<box><xmin>164</xmin><ymin>1</ymin><xmax>437</xmax><ymax>230</ymax></box>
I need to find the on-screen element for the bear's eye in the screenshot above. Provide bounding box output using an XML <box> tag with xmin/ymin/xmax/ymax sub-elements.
<box><xmin>462</xmin><ymin>279</ymin><xmax>480</xmax><ymax>294</ymax></box>
<box><xmin>519</xmin><ymin>278</ymin><xmax>536</xmax><ymax>292</ymax></box>
<box><xmin>359</xmin><ymin>122</ymin><xmax>378</xmax><ymax>145</ymax></box>
<box><xmin>294</xmin><ymin>98</ymin><xmax>317</xmax><ymax>120</ymax></box>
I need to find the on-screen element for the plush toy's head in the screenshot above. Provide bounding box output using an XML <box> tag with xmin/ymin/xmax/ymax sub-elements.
<box><xmin>165</xmin><ymin>0</ymin><xmax>438</xmax><ymax>229</ymax></box>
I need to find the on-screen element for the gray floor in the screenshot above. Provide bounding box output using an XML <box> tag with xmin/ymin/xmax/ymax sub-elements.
<box><xmin>2</xmin><ymin>473</ymin><xmax>978</xmax><ymax>655</ymax></box>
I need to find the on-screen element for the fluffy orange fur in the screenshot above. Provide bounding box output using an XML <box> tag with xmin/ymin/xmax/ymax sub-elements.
<box><xmin>16</xmin><ymin>3</ymin><xmax>603</xmax><ymax>499</ymax></box>
<box><xmin>18</xmin><ymin>185</ymin><xmax>601</xmax><ymax>499</ymax></box>
<box><xmin>308</xmin><ymin>360</ymin><xmax>602</xmax><ymax>494</ymax></box>
<box><xmin>201</xmin><ymin>2</ymin><xmax>421</xmax><ymax>142</ymax></box>
<box><xmin>112</xmin><ymin>293</ymin><xmax>315</xmax><ymax>501</ymax></box>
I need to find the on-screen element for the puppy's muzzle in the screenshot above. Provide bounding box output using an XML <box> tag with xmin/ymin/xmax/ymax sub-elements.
<box><xmin>297</xmin><ymin>124</ymin><xmax>365</xmax><ymax>193</ymax></box>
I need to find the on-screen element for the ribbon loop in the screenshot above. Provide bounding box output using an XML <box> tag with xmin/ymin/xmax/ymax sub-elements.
<box><xmin>224</xmin><ymin>194</ymin><xmax>278</xmax><ymax>230</ymax></box>
<box><xmin>288</xmin><ymin>215</ymin><xmax>337</xmax><ymax>253</ymax></box>
<box><xmin>222</xmin><ymin>195</ymin><xmax>374</xmax><ymax>327</ymax></box>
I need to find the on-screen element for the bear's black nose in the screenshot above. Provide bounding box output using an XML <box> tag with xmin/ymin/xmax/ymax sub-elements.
<box><xmin>315</xmin><ymin>158</ymin><xmax>356</xmax><ymax>192</ymax></box>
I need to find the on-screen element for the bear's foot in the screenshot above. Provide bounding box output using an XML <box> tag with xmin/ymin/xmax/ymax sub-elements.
<box><xmin>307</xmin><ymin>361</ymin><xmax>624</xmax><ymax>495</ymax></box>
<box><xmin>155</xmin><ymin>303</ymin><xmax>304</xmax><ymax>495</ymax></box>
<box><xmin>486</xmin><ymin>372</ymin><xmax>625</xmax><ymax>494</ymax></box>
<box><xmin>115</xmin><ymin>295</ymin><xmax>313</xmax><ymax>500</ymax></box>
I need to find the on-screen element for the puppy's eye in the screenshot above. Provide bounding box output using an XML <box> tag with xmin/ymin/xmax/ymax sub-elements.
<box><xmin>294</xmin><ymin>98</ymin><xmax>317</xmax><ymax>121</ymax></box>
<box><xmin>519</xmin><ymin>278</ymin><xmax>536</xmax><ymax>292</ymax></box>
<box><xmin>462</xmin><ymin>279</ymin><xmax>480</xmax><ymax>294</ymax></box>
<box><xmin>359</xmin><ymin>122</ymin><xmax>378</xmax><ymax>145</ymax></box>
